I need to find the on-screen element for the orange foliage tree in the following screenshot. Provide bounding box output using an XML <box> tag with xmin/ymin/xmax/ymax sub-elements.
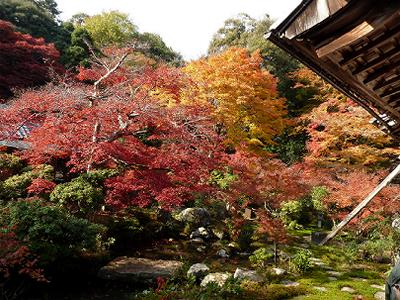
<box><xmin>183</xmin><ymin>47</ymin><xmax>288</xmax><ymax>150</ymax></box>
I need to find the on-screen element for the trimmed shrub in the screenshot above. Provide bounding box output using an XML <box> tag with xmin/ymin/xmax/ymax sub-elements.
<box><xmin>0</xmin><ymin>200</ymin><xmax>105</xmax><ymax>266</ymax></box>
<box><xmin>49</xmin><ymin>169</ymin><xmax>117</xmax><ymax>214</ymax></box>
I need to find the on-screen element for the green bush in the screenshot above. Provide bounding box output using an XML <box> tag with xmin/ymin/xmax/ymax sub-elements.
<box><xmin>79</xmin><ymin>169</ymin><xmax>119</xmax><ymax>186</ymax></box>
<box><xmin>0</xmin><ymin>164</ymin><xmax>53</xmax><ymax>200</ymax></box>
<box><xmin>209</xmin><ymin>168</ymin><xmax>237</xmax><ymax>190</ymax></box>
<box><xmin>249</xmin><ymin>248</ymin><xmax>274</xmax><ymax>268</ymax></box>
<box><xmin>264</xmin><ymin>127</ymin><xmax>309</xmax><ymax>165</ymax></box>
<box><xmin>291</xmin><ymin>249</ymin><xmax>312</xmax><ymax>274</ymax></box>
<box><xmin>105</xmin><ymin>215</ymin><xmax>144</xmax><ymax>253</ymax></box>
<box><xmin>310</xmin><ymin>186</ymin><xmax>328</xmax><ymax>211</ymax></box>
<box><xmin>49</xmin><ymin>170</ymin><xmax>116</xmax><ymax>214</ymax></box>
<box><xmin>50</xmin><ymin>177</ymin><xmax>103</xmax><ymax>213</ymax></box>
<box><xmin>0</xmin><ymin>200</ymin><xmax>105</xmax><ymax>265</ymax></box>
<box><xmin>280</xmin><ymin>186</ymin><xmax>328</xmax><ymax>228</ymax></box>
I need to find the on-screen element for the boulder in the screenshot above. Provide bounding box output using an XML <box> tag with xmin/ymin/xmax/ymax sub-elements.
<box><xmin>211</xmin><ymin>227</ymin><xmax>225</xmax><ymax>240</ymax></box>
<box><xmin>201</xmin><ymin>272</ymin><xmax>231</xmax><ymax>287</ymax></box>
<box><xmin>187</xmin><ymin>263</ymin><xmax>209</xmax><ymax>279</ymax></box>
<box><xmin>190</xmin><ymin>237</ymin><xmax>205</xmax><ymax>244</ymax></box>
<box><xmin>217</xmin><ymin>249</ymin><xmax>229</xmax><ymax>258</ymax></box>
<box><xmin>175</xmin><ymin>208</ymin><xmax>210</xmax><ymax>227</ymax></box>
<box><xmin>190</xmin><ymin>227</ymin><xmax>211</xmax><ymax>239</ymax></box>
<box><xmin>196</xmin><ymin>246</ymin><xmax>206</xmax><ymax>253</ymax></box>
<box><xmin>98</xmin><ymin>257</ymin><xmax>183</xmax><ymax>283</ymax></box>
<box><xmin>233</xmin><ymin>268</ymin><xmax>263</xmax><ymax>282</ymax></box>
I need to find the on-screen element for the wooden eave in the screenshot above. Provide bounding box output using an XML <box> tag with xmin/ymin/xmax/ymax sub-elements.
<box><xmin>268</xmin><ymin>0</ymin><xmax>400</xmax><ymax>139</ymax></box>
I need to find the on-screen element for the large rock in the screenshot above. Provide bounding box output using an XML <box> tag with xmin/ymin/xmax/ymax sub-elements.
<box><xmin>176</xmin><ymin>208</ymin><xmax>211</xmax><ymax>227</ymax></box>
<box><xmin>190</xmin><ymin>227</ymin><xmax>211</xmax><ymax>239</ymax></box>
<box><xmin>187</xmin><ymin>263</ymin><xmax>209</xmax><ymax>279</ymax></box>
<box><xmin>217</xmin><ymin>249</ymin><xmax>230</xmax><ymax>258</ymax></box>
<box><xmin>200</xmin><ymin>272</ymin><xmax>230</xmax><ymax>287</ymax></box>
<box><xmin>233</xmin><ymin>268</ymin><xmax>263</xmax><ymax>282</ymax></box>
<box><xmin>98</xmin><ymin>257</ymin><xmax>183</xmax><ymax>283</ymax></box>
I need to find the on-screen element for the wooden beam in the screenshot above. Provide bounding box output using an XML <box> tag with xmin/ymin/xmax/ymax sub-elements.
<box><xmin>353</xmin><ymin>45</ymin><xmax>400</xmax><ymax>75</ymax></box>
<box><xmin>381</xmin><ymin>86</ymin><xmax>400</xmax><ymax>98</ymax></box>
<box><xmin>373</xmin><ymin>74</ymin><xmax>400</xmax><ymax>90</ymax></box>
<box><xmin>340</xmin><ymin>22</ymin><xmax>400</xmax><ymax>66</ymax></box>
<box><xmin>320</xmin><ymin>162</ymin><xmax>400</xmax><ymax>245</ymax></box>
<box><xmin>363</xmin><ymin>59</ymin><xmax>400</xmax><ymax>84</ymax></box>
<box><xmin>317</xmin><ymin>21</ymin><xmax>374</xmax><ymax>58</ymax></box>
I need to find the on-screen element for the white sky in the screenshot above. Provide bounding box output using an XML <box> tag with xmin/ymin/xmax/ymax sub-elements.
<box><xmin>56</xmin><ymin>0</ymin><xmax>301</xmax><ymax>61</ymax></box>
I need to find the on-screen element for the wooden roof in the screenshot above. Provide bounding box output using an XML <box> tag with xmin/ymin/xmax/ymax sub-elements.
<box><xmin>268</xmin><ymin>0</ymin><xmax>400</xmax><ymax>139</ymax></box>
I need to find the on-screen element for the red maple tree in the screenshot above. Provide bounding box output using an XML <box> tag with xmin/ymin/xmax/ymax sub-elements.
<box><xmin>0</xmin><ymin>20</ymin><xmax>61</xmax><ymax>99</ymax></box>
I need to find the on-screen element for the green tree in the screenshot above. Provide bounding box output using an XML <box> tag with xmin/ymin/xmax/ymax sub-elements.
<box><xmin>61</xmin><ymin>26</ymin><xmax>93</xmax><ymax>68</ymax></box>
<box><xmin>32</xmin><ymin>0</ymin><xmax>60</xmax><ymax>18</ymax></box>
<box><xmin>83</xmin><ymin>11</ymin><xmax>138</xmax><ymax>47</ymax></box>
<box><xmin>0</xmin><ymin>0</ymin><xmax>59</xmax><ymax>42</ymax></box>
<box><xmin>139</xmin><ymin>32</ymin><xmax>183</xmax><ymax>65</ymax></box>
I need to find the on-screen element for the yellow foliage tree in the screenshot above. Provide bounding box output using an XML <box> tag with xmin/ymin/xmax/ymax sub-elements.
<box><xmin>183</xmin><ymin>47</ymin><xmax>288</xmax><ymax>149</ymax></box>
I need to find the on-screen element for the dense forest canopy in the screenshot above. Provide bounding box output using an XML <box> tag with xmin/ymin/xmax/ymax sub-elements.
<box><xmin>0</xmin><ymin>1</ymin><xmax>399</xmax><ymax>299</ymax></box>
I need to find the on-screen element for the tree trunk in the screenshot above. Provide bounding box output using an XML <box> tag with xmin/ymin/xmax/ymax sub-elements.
<box><xmin>320</xmin><ymin>162</ymin><xmax>400</xmax><ymax>245</ymax></box>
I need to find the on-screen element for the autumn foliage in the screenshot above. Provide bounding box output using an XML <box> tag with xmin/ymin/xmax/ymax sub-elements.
<box><xmin>0</xmin><ymin>229</ymin><xmax>46</xmax><ymax>282</ymax></box>
<box><xmin>292</xmin><ymin>67</ymin><xmax>400</xmax><ymax>167</ymax></box>
<box><xmin>184</xmin><ymin>48</ymin><xmax>288</xmax><ymax>150</ymax></box>
<box><xmin>0</xmin><ymin>20</ymin><xmax>61</xmax><ymax>99</ymax></box>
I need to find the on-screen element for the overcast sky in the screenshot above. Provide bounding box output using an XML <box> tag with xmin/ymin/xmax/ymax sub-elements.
<box><xmin>56</xmin><ymin>0</ymin><xmax>301</xmax><ymax>60</ymax></box>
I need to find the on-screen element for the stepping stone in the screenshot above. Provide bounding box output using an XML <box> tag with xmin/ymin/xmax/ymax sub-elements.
<box><xmin>351</xmin><ymin>277</ymin><xmax>368</xmax><ymax>282</ymax></box>
<box><xmin>98</xmin><ymin>257</ymin><xmax>183</xmax><ymax>283</ymax></box>
<box><xmin>282</xmin><ymin>280</ymin><xmax>300</xmax><ymax>287</ymax></box>
<box><xmin>328</xmin><ymin>276</ymin><xmax>337</xmax><ymax>281</ymax></box>
<box><xmin>371</xmin><ymin>284</ymin><xmax>385</xmax><ymax>291</ymax></box>
<box><xmin>341</xmin><ymin>287</ymin><xmax>356</xmax><ymax>293</ymax></box>
<box><xmin>314</xmin><ymin>286</ymin><xmax>327</xmax><ymax>292</ymax></box>
<box><xmin>374</xmin><ymin>291</ymin><xmax>385</xmax><ymax>300</ymax></box>
<box><xmin>327</xmin><ymin>271</ymin><xmax>343</xmax><ymax>276</ymax></box>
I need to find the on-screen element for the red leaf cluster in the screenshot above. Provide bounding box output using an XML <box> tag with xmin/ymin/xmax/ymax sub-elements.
<box><xmin>0</xmin><ymin>20</ymin><xmax>61</xmax><ymax>98</ymax></box>
<box><xmin>0</xmin><ymin>229</ymin><xmax>46</xmax><ymax>282</ymax></box>
<box><xmin>27</xmin><ymin>178</ymin><xmax>56</xmax><ymax>196</ymax></box>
